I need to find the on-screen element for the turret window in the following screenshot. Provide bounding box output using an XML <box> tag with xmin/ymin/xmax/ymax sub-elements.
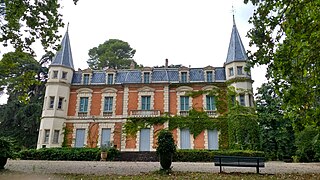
<box><xmin>58</xmin><ymin>97</ymin><xmax>64</xmax><ymax>109</ymax></box>
<box><xmin>237</xmin><ymin>66</ymin><xmax>243</xmax><ymax>75</ymax></box>
<box><xmin>229</xmin><ymin>68</ymin><xmax>234</xmax><ymax>76</ymax></box>
<box><xmin>240</xmin><ymin>94</ymin><xmax>245</xmax><ymax>106</ymax></box>
<box><xmin>44</xmin><ymin>129</ymin><xmax>50</xmax><ymax>143</ymax></box>
<box><xmin>62</xmin><ymin>71</ymin><xmax>67</xmax><ymax>79</ymax></box>
<box><xmin>49</xmin><ymin>96</ymin><xmax>55</xmax><ymax>109</ymax></box>
<box><xmin>52</xmin><ymin>130</ymin><xmax>59</xmax><ymax>144</ymax></box>
<box><xmin>52</xmin><ymin>71</ymin><xmax>58</xmax><ymax>79</ymax></box>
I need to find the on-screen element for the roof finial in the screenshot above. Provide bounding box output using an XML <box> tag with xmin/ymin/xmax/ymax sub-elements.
<box><xmin>67</xmin><ymin>22</ymin><xmax>70</xmax><ymax>32</ymax></box>
<box><xmin>232</xmin><ymin>4</ymin><xmax>236</xmax><ymax>26</ymax></box>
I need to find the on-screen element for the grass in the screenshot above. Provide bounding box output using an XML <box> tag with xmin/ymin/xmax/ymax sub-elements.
<box><xmin>1</xmin><ymin>170</ymin><xmax>320</xmax><ymax>180</ymax></box>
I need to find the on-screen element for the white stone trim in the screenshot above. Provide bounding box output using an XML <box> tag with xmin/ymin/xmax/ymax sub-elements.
<box><xmin>106</xmin><ymin>72</ymin><xmax>116</xmax><ymax>84</ymax></box>
<box><xmin>176</xmin><ymin>86</ymin><xmax>193</xmax><ymax>115</ymax></box>
<box><xmin>97</xmin><ymin>123</ymin><xmax>115</xmax><ymax>147</ymax></box>
<box><xmin>123</xmin><ymin>87</ymin><xmax>129</xmax><ymax>117</ymax></box>
<box><xmin>72</xmin><ymin>123</ymin><xmax>89</xmax><ymax>147</ymax></box>
<box><xmin>81</xmin><ymin>73</ymin><xmax>92</xmax><ymax>85</ymax></box>
<box><xmin>100</xmin><ymin>88</ymin><xmax>117</xmax><ymax>117</ymax></box>
<box><xmin>75</xmin><ymin>88</ymin><xmax>93</xmax><ymax>117</ymax></box>
<box><xmin>163</xmin><ymin>85</ymin><xmax>169</xmax><ymax>113</ymax></box>
<box><xmin>138</xmin><ymin>86</ymin><xmax>155</xmax><ymax>110</ymax></box>
<box><xmin>141</xmin><ymin>71</ymin><xmax>152</xmax><ymax>83</ymax></box>
<box><xmin>204</xmin><ymin>130</ymin><xmax>208</xmax><ymax>149</ymax></box>
<box><xmin>204</xmin><ymin>70</ymin><xmax>215</xmax><ymax>82</ymax></box>
<box><xmin>179</xmin><ymin>70</ymin><xmax>189</xmax><ymax>83</ymax></box>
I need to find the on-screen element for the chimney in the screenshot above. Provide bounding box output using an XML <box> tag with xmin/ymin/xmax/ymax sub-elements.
<box><xmin>165</xmin><ymin>59</ymin><xmax>168</xmax><ymax>68</ymax></box>
<box><xmin>130</xmin><ymin>61</ymin><xmax>135</xmax><ymax>69</ymax></box>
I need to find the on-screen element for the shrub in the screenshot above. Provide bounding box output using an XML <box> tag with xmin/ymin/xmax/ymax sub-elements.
<box><xmin>157</xmin><ymin>130</ymin><xmax>176</xmax><ymax>170</ymax></box>
<box><xmin>19</xmin><ymin>147</ymin><xmax>120</xmax><ymax>161</ymax></box>
<box><xmin>0</xmin><ymin>137</ymin><xmax>14</xmax><ymax>159</ymax></box>
<box><xmin>173</xmin><ymin>149</ymin><xmax>264</xmax><ymax>162</ymax></box>
<box><xmin>295</xmin><ymin>126</ymin><xmax>320</xmax><ymax>162</ymax></box>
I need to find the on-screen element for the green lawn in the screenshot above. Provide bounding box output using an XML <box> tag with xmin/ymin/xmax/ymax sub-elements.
<box><xmin>1</xmin><ymin>170</ymin><xmax>320</xmax><ymax>180</ymax></box>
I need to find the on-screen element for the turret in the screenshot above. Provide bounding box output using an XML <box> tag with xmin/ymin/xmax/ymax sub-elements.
<box><xmin>224</xmin><ymin>15</ymin><xmax>254</xmax><ymax>107</ymax></box>
<box><xmin>37</xmin><ymin>29</ymin><xmax>74</xmax><ymax>148</ymax></box>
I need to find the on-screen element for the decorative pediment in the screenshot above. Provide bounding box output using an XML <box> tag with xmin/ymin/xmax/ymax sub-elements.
<box><xmin>76</xmin><ymin>88</ymin><xmax>93</xmax><ymax>93</ymax></box>
<box><xmin>142</xmin><ymin>67</ymin><xmax>153</xmax><ymax>71</ymax></box>
<box><xmin>82</xmin><ymin>68</ymin><xmax>93</xmax><ymax>73</ymax></box>
<box><xmin>105</xmin><ymin>68</ymin><xmax>116</xmax><ymax>73</ymax></box>
<box><xmin>101</xmin><ymin>87</ymin><xmax>118</xmax><ymax>93</ymax></box>
<box><xmin>179</xmin><ymin>66</ymin><xmax>189</xmax><ymax>71</ymax></box>
<box><xmin>202</xmin><ymin>85</ymin><xmax>218</xmax><ymax>91</ymax></box>
<box><xmin>204</xmin><ymin>66</ymin><xmax>215</xmax><ymax>70</ymax></box>
<box><xmin>176</xmin><ymin>86</ymin><xmax>193</xmax><ymax>92</ymax></box>
<box><xmin>138</xmin><ymin>86</ymin><xmax>155</xmax><ymax>92</ymax></box>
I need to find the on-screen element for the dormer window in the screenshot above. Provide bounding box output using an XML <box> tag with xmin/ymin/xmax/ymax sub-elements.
<box><xmin>229</xmin><ymin>67</ymin><xmax>234</xmax><ymax>76</ymax></box>
<box><xmin>206</xmin><ymin>71</ymin><xmax>213</xmax><ymax>82</ymax></box>
<box><xmin>181</xmin><ymin>72</ymin><xmax>188</xmax><ymax>83</ymax></box>
<box><xmin>62</xmin><ymin>71</ymin><xmax>67</xmax><ymax>79</ymax></box>
<box><xmin>237</xmin><ymin>66</ymin><xmax>243</xmax><ymax>75</ymax></box>
<box><xmin>52</xmin><ymin>71</ymin><xmax>58</xmax><ymax>79</ymax></box>
<box><xmin>107</xmin><ymin>73</ymin><xmax>114</xmax><ymax>84</ymax></box>
<box><xmin>143</xmin><ymin>72</ymin><xmax>150</xmax><ymax>83</ymax></box>
<box><xmin>83</xmin><ymin>74</ymin><xmax>90</xmax><ymax>85</ymax></box>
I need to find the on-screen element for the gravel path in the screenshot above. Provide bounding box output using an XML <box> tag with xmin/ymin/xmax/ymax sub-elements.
<box><xmin>3</xmin><ymin>160</ymin><xmax>320</xmax><ymax>176</ymax></box>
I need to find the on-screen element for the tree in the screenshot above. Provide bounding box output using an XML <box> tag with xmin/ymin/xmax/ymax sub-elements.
<box><xmin>256</xmin><ymin>82</ymin><xmax>295</xmax><ymax>160</ymax></box>
<box><xmin>0</xmin><ymin>0</ymin><xmax>78</xmax><ymax>54</ymax></box>
<box><xmin>244</xmin><ymin>0</ymin><xmax>320</xmax><ymax>130</ymax></box>
<box><xmin>87</xmin><ymin>39</ymin><xmax>137</xmax><ymax>70</ymax></box>
<box><xmin>0</xmin><ymin>51</ymin><xmax>50</xmax><ymax>148</ymax></box>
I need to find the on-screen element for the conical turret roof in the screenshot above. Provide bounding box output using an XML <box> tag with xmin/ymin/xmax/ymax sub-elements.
<box><xmin>51</xmin><ymin>29</ymin><xmax>74</xmax><ymax>69</ymax></box>
<box><xmin>225</xmin><ymin>16</ymin><xmax>248</xmax><ymax>64</ymax></box>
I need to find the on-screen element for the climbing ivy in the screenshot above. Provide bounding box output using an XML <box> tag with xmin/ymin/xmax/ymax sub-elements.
<box><xmin>62</xmin><ymin>126</ymin><xmax>71</xmax><ymax>147</ymax></box>
<box><xmin>225</xmin><ymin>77</ymin><xmax>254</xmax><ymax>85</ymax></box>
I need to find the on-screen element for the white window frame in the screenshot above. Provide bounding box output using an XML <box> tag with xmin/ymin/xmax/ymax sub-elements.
<box><xmin>100</xmin><ymin>87</ymin><xmax>117</xmax><ymax>117</ymax></box>
<box><xmin>138</xmin><ymin>86</ymin><xmax>155</xmax><ymax>110</ymax></box>
<box><xmin>76</xmin><ymin>88</ymin><xmax>93</xmax><ymax>117</ymax></box>
<box><xmin>176</xmin><ymin>86</ymin><xmax>193</xmax><ymax>115</ymax></box>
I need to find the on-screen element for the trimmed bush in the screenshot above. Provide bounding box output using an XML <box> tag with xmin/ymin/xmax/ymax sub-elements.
<box><xmin>19</xmin><ymin>147</ymin><xmax>120</xmax><ymax>161</ymax></box>
<box><xmin>173</xmin><ymin>149</ymin><xmax>264</xmax><ymax>162</ymax></box>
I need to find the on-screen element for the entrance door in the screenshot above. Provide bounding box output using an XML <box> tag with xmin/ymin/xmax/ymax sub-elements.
<box><xmin>180</xmin><ymin>128</ymin><xmax>191</xmax><ymax>149</ymax></box>
<box><xmin>139</xmin><ymin>128</ymin><xmax>150</xmax><ymax>151</ymax></box>
<box><xmin>101</xmin><ymin>128</ymin><xmax>111</xmax><ymax>147</ymax></box>
<box><xmin>75</xmin><ymin>129</ymin><xmax>85</xmax><ymax>147</ymax></box>
<box><xmin>208</xmin><ymin>129</ymin><xmax>219</xmax><ymax>150</ymax></box>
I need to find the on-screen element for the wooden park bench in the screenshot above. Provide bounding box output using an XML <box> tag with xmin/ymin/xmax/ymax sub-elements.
<box><xmin>213</xmin><ymin>156</ymin><xmax>265</xmax><ymax>174</ymax></box>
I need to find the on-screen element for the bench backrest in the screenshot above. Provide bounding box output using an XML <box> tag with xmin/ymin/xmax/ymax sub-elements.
<box><xmin>214</xmin><ymin>156</ymin><xmax>265</xmax><ymax>167</ymax></box>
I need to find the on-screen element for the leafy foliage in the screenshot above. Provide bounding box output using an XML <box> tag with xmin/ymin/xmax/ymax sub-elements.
<box><xmin>244</xmin><ymin>0</ymin><xmax>320</xmax><ymax>129</ymax></box>
<box><xmin>0</xmin><ymin>136</ymin><xmax>14</xmax><ymax>158</ymax></box>
<box><xmin>0</xmin><ymin>51</ymin><xmax>50</xmax><ymax>148</ymax></box>
<box><xmin>295</xmin><ymin>126</ymin><xmax>320</xmax><ymax>162</ymax></box>
<box><xmin>256</xmin><ymin>83</ymin><xmax>295</xmax><ymax>160</ymax></box>
<box><xmin>87</xmin><ymin>39</ymin><xmax>137</xmax><ymax>70</ymax></box>
<box><xmin>19</xmin><ymin>147</ymin><xmax>120</xmax><ymax>161</ymax></box>
<box><xmin>227</xmin><ymin>105</ymin><xmax>260</xmax><ymax>150</ymax></box>
<box><xmin>157</xmin><ymin>130</ymin><xmax>176</xmax><ymax>155</ymax></box>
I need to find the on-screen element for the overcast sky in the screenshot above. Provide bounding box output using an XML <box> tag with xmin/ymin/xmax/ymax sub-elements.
<box><xmin>0</xmin><ymin>0</ymin><xmax>267</xmax><ymax>104</ymax></box>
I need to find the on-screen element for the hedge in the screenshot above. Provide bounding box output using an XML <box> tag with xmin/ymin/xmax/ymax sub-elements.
<box><xmin>173</xmin><ymin>149</ymin><xmax>265</xmax><ymax>162</ymax></box>
<box><xmin>19</xmin><ymin>147</ymin><xmax>120</xmax><ymax>161</ymax></box>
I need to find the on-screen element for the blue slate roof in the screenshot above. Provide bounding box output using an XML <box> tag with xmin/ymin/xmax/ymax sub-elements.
<box><xmin>225</xmin><ymin>16</ymin><xmax>248</xmax><ymax>64</ymax></box>
<box><xmin>72</xmin><ymin>68</ymin><xmax>226</xmax><ymax>85</ymax></box>
<box><xmin>51</xmin><ymin>31</ymin><xmax>74</xmax><ymax>69</ymax></box>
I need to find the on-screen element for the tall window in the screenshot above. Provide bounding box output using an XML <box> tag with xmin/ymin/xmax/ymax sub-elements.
<box><xmin>52</xmin><ymin>71</ymin><xmax>58</xmax><ymax>79</ymax></box>
<box><xmin>240</xmin><ymin>94</ymin><xmax>245</xmax><ymax>106</ymax></box>
<box><xmin>231</xmin><ymin>95</ymin><xmax>235</xmax><ymax>106</ymax></box>
<box><xmin>249</xmin><ymin>95</ymin><xmax>252</xmax><ymax>107</ymax></box>
<box><xmin>141</xmin><ymin>96</ymin><xmax>151</xmax><ymax>110</ymax></box>
<box><xmin>229</xmin><ymin>67</ymin><xmax>234</xmax><ymax>76</ymax></box>
<box><xmin>62</xmin><ymin>71</ymin><xmax>67</xmax><ymax>79</ymax></box>
<box><xmin>49</xmin><ymin>96</ymin><xmax>55</xmax><ymax>109</ymax></box>
<box><xmin>104</xmin><ymin>97</ymin><xmax>113</xmax><ymax>112</ymax></box>
<box><xmin>44</xmin><ymin>129</ymin><xmax>50</xmax><ymax>143</ymax></box>
<box><xmin>181</xmin><ymin>72</ymin><xmax>187</xmax><ymax>83</ymax></box>
<box><xmin>180</xmin><ymin>96</ymin><xmax>189</xmax><ymax>111</ymax></box>
<box><xmin>83</xmin><ymin>74</ymin><xmax>90</xmax><ymax>85</ymax></box>
<box><xmin>143</xmin><ymin>72</ymin><xmax>150</xmax><ymax>83</ymax></box>
<box><xmin>237</xmin><ymin>66</ymin><xmax>243</xmax><ymax>75</ymax></box>
<box><xmin>206</xmin><ymin>96</ymin><xmax>216</xmax><ymax>110</ymax></box>
<box><xmin>206</xmin><ymin>71</ymin><xmax>213</xmax><ymax>82</ymax></box>
<box><xmin>58</xmin><ymin>97</ymin><xmax>64</xmax><ymax>109</ymax></box>
<box><xmin>53</xmin><ymin>130</ymin><xmax>59</xmax><ymax>144</ymax></box>
<box><xmin>79</xmin><ymin>97</ymin><xmax>89</xmax><ymax>112</ymax></box>
<box><xmin>107</xmin><ymin>74</ymin><xmax>114</xmax><ymax>84</ymax></box>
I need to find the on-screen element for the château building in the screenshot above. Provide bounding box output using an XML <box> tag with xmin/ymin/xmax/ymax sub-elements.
<box><xmin>37</xmin><ymin>17</ymin><xmax>253</xmax><ymax>151</ymax></box>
